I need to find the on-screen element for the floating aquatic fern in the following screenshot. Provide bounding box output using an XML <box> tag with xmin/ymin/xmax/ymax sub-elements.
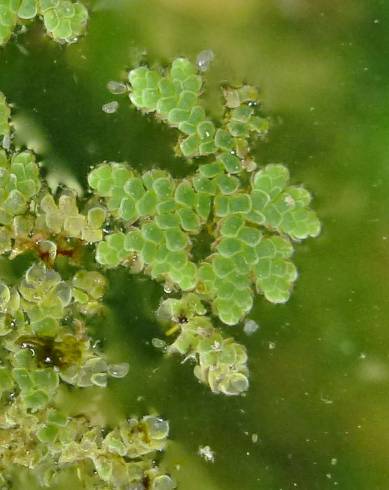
<box><xmin>0</xmin><ymin>93</ymin><xmax>175</xmax><ymax>489</ymax></box>
<box><xmin>0</xmin><ymin>46</ymin><xmax>320</xmax><ymax>488</ymax></box>
<box><xmin>89</xmin><ymin>57</ymin><xmax>320</xmax><ymax>395</ymax></box>
<box><xmin>0</xmin><ymin>0</ymin><xmax>88</xmax><ymax>47</ymax></box>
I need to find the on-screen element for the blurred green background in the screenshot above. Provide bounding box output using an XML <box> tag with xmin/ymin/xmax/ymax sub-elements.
<box><xmin>1</xmin><ymin>0</ymin><xmax>389</xmax><ymax>488</ymax></box>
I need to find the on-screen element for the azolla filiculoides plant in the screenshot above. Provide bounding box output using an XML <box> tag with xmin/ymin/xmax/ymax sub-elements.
<box><xmin>0</xmin><ymin>4</ymin><xmax>320</xmax><ymax>486</ymax></box>
<box><xmin>91</xmin><ymin>57</ymin><xmax>320</xmax><ymax>396</ymax></box>
<box><xmin>0</xmin><ymin>93</ymin><xmax>175</xmax><ymax>489</ymax></box>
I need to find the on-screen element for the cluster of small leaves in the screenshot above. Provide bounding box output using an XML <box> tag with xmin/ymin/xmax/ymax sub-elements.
<box><xmin>0</xmin><ymin>0</ymin><xmax>88</xmax><ymax>47</ymax></box>
<box><xmin>0</xmin><ymin>95</ymin><xmax>175</xmax><ymax>488</ymax></box>
<box><xmin>37</xmin><ymin>192</ymin><xmax>107</xmax><ymax>242</ymax></box>
<box><xmin>0</xmin><ymin>262</ymin><xmax>129</xmax><ymax>389</ymax></box>
<box><xmin>0</xmin><ymin>191</ymin><xmax>107</xmax><ymax>258</ymax></box>
<box><xmin>127</xmin><ymin>58</ymin><xmax>269</xmax><ymax>164</ymax></box>
<box><xmin>157</xmin><ymin>294</ymin><xmax>249</xmax><ymax>395</ymax></box>
<box><xmin>0</xmin><ymin>398</ymin><xmax>174</xmax><ymax>489</ymax></box>
<box><xmin>90</xmin><ymin>159</ymin><xmax>319</xmax><ymax>325</ymax></box>
<box><xmin>0</xmin><ymin>149</ymin><xmax>41</xmax><ymax>225</ymax></box>
<box><xmin>90</xmin><ymin>57</ymin><xmax>320</xmax><ymax>394</ymax></box>
<box><xmin>0</xmin><ymin>108</ymin><xmax>107</xmax><ymax>257</ymax></box>
<box><xmin>89</xmin><ymin>163</ymin><xmax>212</xmax><ymax>291</ymax></box>
<box><xmin>0</xmin><ymin>260</ymin><xmax>174</xmax><ymax>487</ymax></box>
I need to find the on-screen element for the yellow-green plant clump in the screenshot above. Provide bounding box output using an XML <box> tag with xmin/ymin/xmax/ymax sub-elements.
<box><xmin>0</xmin><ymin>92</ymin><xmax>175</xmax><ymax>490</ymax></box>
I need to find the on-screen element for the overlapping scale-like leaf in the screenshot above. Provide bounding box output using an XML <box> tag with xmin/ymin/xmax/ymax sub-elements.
<box><xmin>0</xmin><ymin>400</ymin><xmax>174</xmax><ymax>489</ymax></box>
<box><xmin>90</xmin><ymin>164</ymin><xmax>215</xmax><ymax>291</ymax></box>
<box><xmin>72</xmin><ymin>270</ymin><xmax>107</xmax><ymax>315</ymax></box>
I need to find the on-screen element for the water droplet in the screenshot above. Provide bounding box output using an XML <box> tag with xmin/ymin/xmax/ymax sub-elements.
<box><xmin>196</xmin><ymin>49</ymin><xmax>215</xmax><ymax>72</ymax></box>
<box><xmin>152</xmin><ymin>338</ymin><xmax>167</xmax><ymax>350</ymax></box>
<box><xmin>102</xmin><ymin>101</ymin><xmax>119</xmax><ymax>114</ymax></box>
<box><xmin>243</xmin><ymin>319</ymin><xmax>259</xmax><ymax>336</ymax></box>
<box><xmin>144</xmin><ymin>416</ymin><xmax>169</xmax><ymax>439</ymax></box>
<box><xmin>108</xmin><ymin>362</ymin><xmax>129</xmax><ymax>378</ymax></box>
<box><xmin>107</xmin><ymin>80</ymin><xmax>127</xmax><ymax>95</ymax></box>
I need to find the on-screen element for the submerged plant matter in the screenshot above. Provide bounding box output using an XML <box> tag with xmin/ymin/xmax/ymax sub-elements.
<box><xmin>0</xmin><ymin>93</ymin><xmax>175</xmax><ymax>489</ymax></box>
<box><xmin>90</xmin><ymin>57</ymin><xmax>320</xmax><ymax>395</ymax></box>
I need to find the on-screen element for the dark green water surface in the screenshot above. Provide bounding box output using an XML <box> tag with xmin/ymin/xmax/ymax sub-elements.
<box><xmin>1</xmin><ymin>1</ymin><xmax>389</xmax><ymax>489</ymax></box>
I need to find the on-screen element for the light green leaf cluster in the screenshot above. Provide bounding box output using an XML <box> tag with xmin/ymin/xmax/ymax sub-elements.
<box><xmin>0</xmin><ymin>281</ymin><xmax>22</xmax><ymax>335</ymax></box>
<box><xmin>128</xmin><ymin>59</ymin><xmax>268</xmax><ymax>164</ymax></box>
<box><xmin>90</xmin><ymin>56</ymin><xmax>321</xmax><ymax>395</ymax></box>
<box><xmin>90</xmin><ymin>159</ymin><xmax>319</xmax><ymax>323</ymax></box>
<box><xmin>0</xmin><ymin>0</ymin><xmax>88</xmax><ymax>46</ymax></box>
<box><xmin>89</xmin><ymin>164</ymin><xmax>210</xmax><ymax>289</ymax></box>
<box><xmin>0</xmin><ymin>149</ymin><xmax>41</xmax><ymax>225</ymax></box>
<box><xmin>0</xmin><ymin>158</ymin><xmax>105</xmax><ymax>257</ymax></box>
<box><xmin>2</xmin><ymin>262</ymin><xmax>128</xmax><ymax>388</ymax></box>
<box><xmin>129</xmin><ymin>59</ymin><xmax>216</xmax><ymax>158</ymax></box>
<box><xmin>195</xmin><ymin>163</ymin><xmax>320</xmax><ymax>323</ymax></box>
<box><xmin>158</xmin><ymin>294</ymin><xmax>249</xmax><ymax>395</ymax></box>
<box><xmin>19</xmin><ymin>262</ymin><xmax>70</xmax><ymax>334</ymax></box>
